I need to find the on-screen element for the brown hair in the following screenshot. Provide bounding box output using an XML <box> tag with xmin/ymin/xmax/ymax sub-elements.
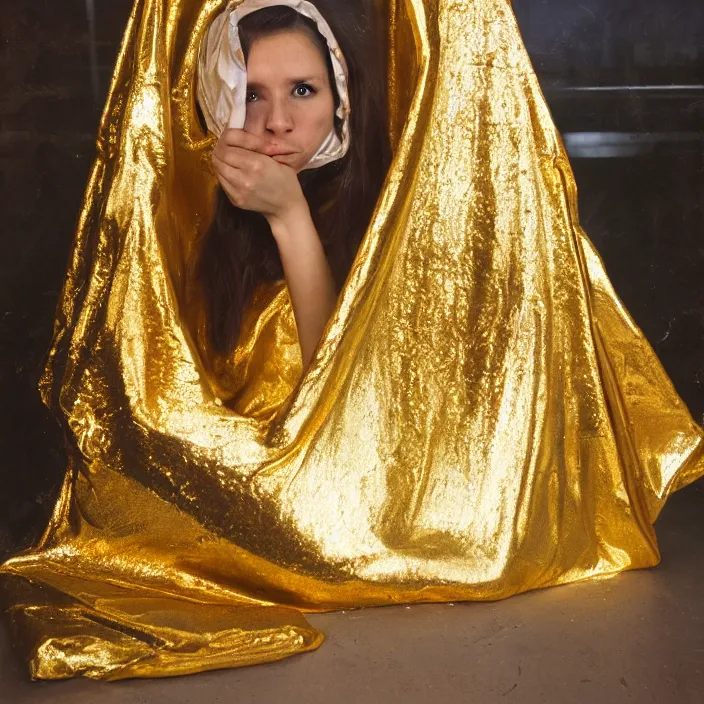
<box><xmin>197</xmin><ymin>0</ymin><xmax>391</xmax><ymax>354</ymax></box>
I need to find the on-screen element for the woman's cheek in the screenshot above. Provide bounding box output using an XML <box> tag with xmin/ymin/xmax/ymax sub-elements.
<box><xmin>243</xmin><ymin>105</ymin><xmax>264</xmax><ymax>133</ymax></box>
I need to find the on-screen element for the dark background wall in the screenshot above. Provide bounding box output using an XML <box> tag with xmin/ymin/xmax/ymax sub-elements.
<box><xmin>1</xmin><ymin>0</ymin><xmax>703</xmax><ymax>558</ymax></box>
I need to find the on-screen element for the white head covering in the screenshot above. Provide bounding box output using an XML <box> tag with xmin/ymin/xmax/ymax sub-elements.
<box><xmin>197</xmin><ymin>0</ymin><xmax>351</xmax><ymax>171</ymax></box>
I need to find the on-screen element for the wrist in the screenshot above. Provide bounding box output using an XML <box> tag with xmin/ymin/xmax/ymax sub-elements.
<box><xmin>266</xmin><ymin>198</ymin><xmax>312</xmax><ymax>241</ymax></box>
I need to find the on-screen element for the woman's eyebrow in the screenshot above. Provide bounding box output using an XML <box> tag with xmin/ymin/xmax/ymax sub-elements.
<box><xmin>246</xmin><ymin>76</ymin><xmax>323</xmax><ymax>90</ymax></box>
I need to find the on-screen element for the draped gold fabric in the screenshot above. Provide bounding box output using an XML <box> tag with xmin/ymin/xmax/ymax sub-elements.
<box><xmin>2</xmin><ymin>0</ymin><xmax>703</xmax><ymax>681</ymax></box>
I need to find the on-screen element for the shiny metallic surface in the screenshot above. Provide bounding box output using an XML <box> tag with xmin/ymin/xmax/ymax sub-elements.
<box><xmin>2</xmin><ymin>483</ymin><xmax>703</xmax><ymax>701</ymax></box>
<box><xmin>1</xmin><ymin>0</ymin><xmax>703</xmax><ymax>687</ymax></box>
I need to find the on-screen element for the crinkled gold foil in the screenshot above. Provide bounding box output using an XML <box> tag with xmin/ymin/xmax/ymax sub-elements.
<box><xmin>2</xmin><ymin>0</ymin><xmax>703</xmax><ymax>681</ymax></box>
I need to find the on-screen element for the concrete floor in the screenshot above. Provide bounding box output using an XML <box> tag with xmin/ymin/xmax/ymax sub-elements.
<box><xmin>1</xmin><ymin>481</ymin><xmax>703</xmax><ymax>704</ymax></box>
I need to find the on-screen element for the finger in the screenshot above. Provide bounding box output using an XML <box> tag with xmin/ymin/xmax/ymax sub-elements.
<box><xmin>221</xmin><ymin>128</ymin><xmax>271</xmax><ymax>153</ymax></box>
<box><xmin>213</xmin><ymin>158</ymin><xmax>250</xmax><ymax>205</ymax></box>
<box><xmin>213</xmin><ymin>151</ymin><xmax>249</xmax><ymax>183</ymax></box>
<box><xmin>221</xmin><ymin>128</ymin><xmax>293</xmax><ymax>156</ymax></box>
<box><xmin>213</xmin><ymin>145</ymin><xmax>263</xmax><ymax>173</ymax></box>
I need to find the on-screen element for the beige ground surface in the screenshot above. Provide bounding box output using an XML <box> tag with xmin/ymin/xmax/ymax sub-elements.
<box><xmin>2</xmin><ymin>481</ymin><xmax>703</xmax><ymax>704</ymax></box>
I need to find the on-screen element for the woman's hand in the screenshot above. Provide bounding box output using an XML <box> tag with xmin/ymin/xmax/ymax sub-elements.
<box><xmin>212</xmin><ymin>128</ymin><xmax>307</xmax><ymax>226</ymax></box>
<box><xmin>213</xmin><ymin>129</ymin><xmax>336</xmax><ymax>371</ymax></box>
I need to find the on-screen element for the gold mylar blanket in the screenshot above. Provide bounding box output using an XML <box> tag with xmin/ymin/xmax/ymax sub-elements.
<box><xmin>2</xmin><ymin>0</ymin><xmax>703</xmax><ymax>681</ymax></box>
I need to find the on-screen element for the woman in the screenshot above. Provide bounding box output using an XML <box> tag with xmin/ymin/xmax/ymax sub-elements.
<box><xmin>197</xmin><ymin>2</ymin><xmax>391</xmax><ymax>377</ymax></box>
<box><xmin>2</xmin><ymin>0</ymin><xmax>703</xmax><ymax>681</ymax></box>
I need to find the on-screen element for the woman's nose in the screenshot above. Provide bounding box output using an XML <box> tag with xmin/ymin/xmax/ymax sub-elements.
<box><xmin>265</xmin><ymin>97</ymin><xmax>294</xmax><ymax>135</ymax></box>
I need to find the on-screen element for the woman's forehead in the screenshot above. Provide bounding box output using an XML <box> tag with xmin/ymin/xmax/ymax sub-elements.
<box><xmin>246</xmin><ymin>30</ymin><xmax>328</xmax><ymax>71</ymax></box>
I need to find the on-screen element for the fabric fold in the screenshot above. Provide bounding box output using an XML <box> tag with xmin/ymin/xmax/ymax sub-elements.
<box><xmin>2</xmin><ymin>0</ymin><xmax>702</xmax><ymax>680</ymax></box>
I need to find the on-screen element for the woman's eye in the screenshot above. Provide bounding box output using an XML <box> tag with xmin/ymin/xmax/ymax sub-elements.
<box><xmin>245</xmin><ymin>85</ymin><xmax>316</xmax><ymax>102</ymax></box>
<box><xmin>294</xmin><ymin>83</ymin><xmax>316</xmax><ymax>97</ymax></box>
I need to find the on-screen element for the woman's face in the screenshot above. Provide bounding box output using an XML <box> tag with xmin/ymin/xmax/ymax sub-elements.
<box><xmin>243</xmin><ymin>29</ymin><xmax>335</xmax><ymax>173</ymax></box>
